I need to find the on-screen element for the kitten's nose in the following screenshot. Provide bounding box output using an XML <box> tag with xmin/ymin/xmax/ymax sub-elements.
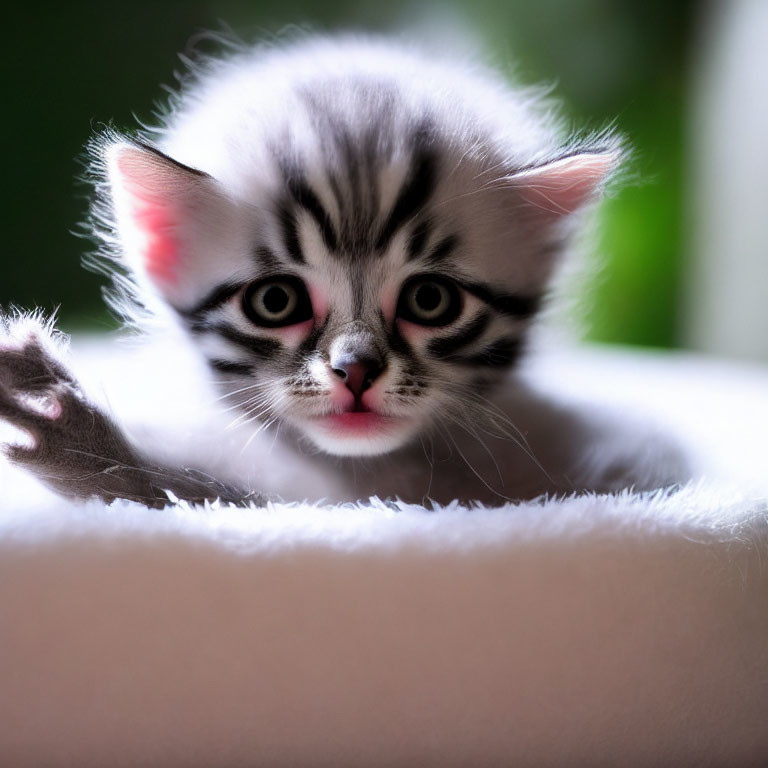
<box><xmin>329</xmin><ymin>322</ymin><xmax>386</xmax><ymax>398</ymax></box>
<box><xmin>331</xmin><ymin>354</ymin><xmax>384</xmax><ymax>397</ymax></box>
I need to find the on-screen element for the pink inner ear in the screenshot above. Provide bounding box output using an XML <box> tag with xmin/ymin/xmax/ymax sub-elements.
<box><xmin>511</xmin><ymin>153</ymin><xmax>617</xmax><ymax>216</ymax></box>
<box><xmin>115</xmin><ymin>150</ymin><xmax>181</xmax><ymax>286</ymax></box>
<box><xmin>132</xmin><ymin>200</ymin><xmax>179</xmax><ymax>285</ymax></box>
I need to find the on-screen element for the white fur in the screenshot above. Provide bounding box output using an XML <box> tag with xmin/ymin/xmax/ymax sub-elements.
<box><xmin>159</xmin><ymin>36</ymin><xmax>562</xmax><ymax>184</ymax></box>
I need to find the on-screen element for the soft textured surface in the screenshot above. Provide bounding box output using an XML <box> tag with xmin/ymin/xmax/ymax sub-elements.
<box><xmin>1</xmin><ymin>339</ymin><xmax>767</xmax><ymax>766</ymax></box>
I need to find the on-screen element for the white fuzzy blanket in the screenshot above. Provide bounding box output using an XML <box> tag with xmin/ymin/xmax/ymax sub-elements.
<box><xmin>1</xmin><ymin>340</ymin><xmax>767</xmax><ymax>766</ymax></box>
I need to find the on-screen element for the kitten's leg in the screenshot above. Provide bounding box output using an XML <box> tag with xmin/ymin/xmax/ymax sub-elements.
<box><xmin>0</xmin><ymin>316</ymin><xmax>258</xmax><ymax>508</ymax></box>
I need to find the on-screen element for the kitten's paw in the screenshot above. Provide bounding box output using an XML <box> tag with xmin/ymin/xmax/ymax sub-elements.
<box><xmin>0</xmin><ymin>313</ymin><xmax>81</xmax><ymax>456</ymax></box>
<box><xmin>0</xmin><ymin>312</ymin><xmax>255</xmax><ymax>508</ymax></box>
<box><xmin>0</xmin><ymin>312</ymin><xmax>154</xmax><ymax>504</ymax></box>
<box><xmin>0</xmin><ymin>313</ymin><xmax>75</xmax><ymax>393</ymax></box>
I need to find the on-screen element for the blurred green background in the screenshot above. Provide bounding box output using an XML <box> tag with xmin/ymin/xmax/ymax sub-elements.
<box><xmin>3</xmin><ymin>0</ymin><xmax>695</xmax><ymax>344</ymax></box>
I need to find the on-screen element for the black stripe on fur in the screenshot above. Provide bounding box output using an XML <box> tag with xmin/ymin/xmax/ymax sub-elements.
<box><xmin>424</xmin><ymin>233</ymin><xmax>459</xmax><ymax>265</ymax></box>
<box><xmin>253</xmin><ymin>246</ymin><xmax>284</xmax><ymax>272</ymax></box>
<box><xmin>375</xmin><ymin>142</ymin><xmax>437</xmax><ymax>252</ymax></box>
<box><xmin>458</xmin><ymin>337</ymin><xmax>523</xmax><ymax>368</ymax></box>
<box><xmin>287</xmin><ymin>176</ymin><xmax>339</xmax><ymax>252</ymax></box>
<box><xmin>180</xmin><ymin>281</ymin><xmax>245</xmax><ymax>321</ymax></box>
<box><xmin>278</xmin><ymin>202</ymin><xmax>304</xmax><ymax>263</ymax></box>
<box><xmin>427</xmin><ymin>312</ymin><xmax>490</xmax><ymax>357</ymax></box>
<box><xmin>207</xmin><ymin>359</ymin><xmax>255</xmax><ymax>375</ymax></box>
<box><xmin>406</xmin><ymin>217</ymin><xmax>432</xmax><ymax>261</ymax></box>
<box><xmin>462</xmin><ymin>282</ymin><xmax>541</xmax><ymax>319</ymax></box>
<box><xmin>212</xmin><ymin>323</ymin><xmax>282</xmax><ymax>360</ymax></box>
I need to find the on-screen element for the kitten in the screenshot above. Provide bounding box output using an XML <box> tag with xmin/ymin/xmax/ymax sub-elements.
<box><xmin>0</xmin><ymin>34</ymin><xmax>664</xmax><ymax>509</ymax></box>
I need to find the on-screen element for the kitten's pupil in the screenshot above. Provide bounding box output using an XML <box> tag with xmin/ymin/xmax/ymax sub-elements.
<box><xmin>263</xmin><ymin>285</ymin><xmax>289</xmax><ymax>314</ymax></box>
<box><xmin>415</xmin><ymin>283</ymin><xmax>442</xmax><ymax>312</ymax></box>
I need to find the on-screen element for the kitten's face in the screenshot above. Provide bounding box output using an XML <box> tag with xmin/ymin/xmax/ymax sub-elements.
<box><xmin>203</xmin><ymin>236</ymin><xmax>531</xmax><ymax>457</ymax></box>
<box><xmin>108</xmin><ymin>134</ymin><xmax>612</xmax><ymax>457</ymax></box>
<box><xmin>150</xmin><ymin>151</ymin><xmax>553</xmax><ymax>457</ymax></box>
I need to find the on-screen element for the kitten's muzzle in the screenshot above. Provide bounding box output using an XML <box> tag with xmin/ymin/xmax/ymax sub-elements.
<box><xmin>328</xmin><ymin>324</ymin><xmax>386</xmax><ymax>399</ymax></box>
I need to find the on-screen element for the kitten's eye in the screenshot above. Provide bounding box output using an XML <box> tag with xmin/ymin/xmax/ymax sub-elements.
<box><xmin>397</xmin><ymin>275</ymin><xmax>461</xmax><ymax>326</ymax></box>
<box><xmin>242</xmin><ymin>276</ymin><xmax>313</xmax><ymax>327</ymax></box>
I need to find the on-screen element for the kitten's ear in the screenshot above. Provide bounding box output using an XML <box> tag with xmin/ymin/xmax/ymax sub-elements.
<box><xmin>106</xmin><ymin>142</ymin><xmax>245</xmax><ymax>309</ymax></box>
<box><xmin>506</xmin><ymin>150</ymin><xmax>620</xmax><ymax>219</ymax></box>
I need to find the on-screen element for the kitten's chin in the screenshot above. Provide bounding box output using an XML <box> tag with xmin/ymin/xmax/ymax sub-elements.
<box><xmin>297</xmin><ymin>412</ymin><xmax>416</xmax><ymax>457</ymax></box>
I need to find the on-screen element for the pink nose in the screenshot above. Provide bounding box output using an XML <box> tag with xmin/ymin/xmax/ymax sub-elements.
<box><xmin>331</xmin><ymin>358</ymin><xmax>383</xmax><ymax>397</ymax></box>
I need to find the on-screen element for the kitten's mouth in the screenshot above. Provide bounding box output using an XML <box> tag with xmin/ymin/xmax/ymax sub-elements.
<box><xmin>299</xmin><ymin>404</ymin><xmax>414</xmax><ymax>456</ymax></box>
<box><xmin>313</xmin><ymin>408</ymin><xmax>399</xmax><ymax>436</ymax></box>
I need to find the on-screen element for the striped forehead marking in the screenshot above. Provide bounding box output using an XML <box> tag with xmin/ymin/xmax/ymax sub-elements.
<box><xmin>272</xmin><ymin>105</ymin><xmax>440</xmax><ymax>265</ymax></box>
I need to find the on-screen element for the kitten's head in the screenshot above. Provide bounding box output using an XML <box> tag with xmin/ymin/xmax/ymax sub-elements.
<box><xmin>100</xmin><ymin>39</ymin><xmax>619</xmax><ymax>457</ymax></box>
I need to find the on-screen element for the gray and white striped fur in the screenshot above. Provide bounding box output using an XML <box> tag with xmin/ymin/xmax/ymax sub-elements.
<box><xmin>97</xmin><ymin>34</ymin><xmax>620</xmax><ymax>459</ymax></box>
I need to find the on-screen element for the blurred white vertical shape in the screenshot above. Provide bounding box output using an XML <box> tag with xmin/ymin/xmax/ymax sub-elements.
<box><xmin>686</xmin><ymin>0</ymin><xmax>768</xmax><ymax>361</ymax></box>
